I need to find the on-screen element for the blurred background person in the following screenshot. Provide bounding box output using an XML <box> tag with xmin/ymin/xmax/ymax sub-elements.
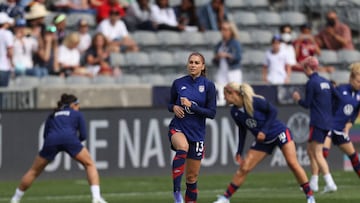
<box><xmin>77</xmin><ymin>18</ymin><xmax>92</xmax><ymax>54</ymax></box>
<box><xmin>50</xmin><ymin>0</ymin><xmax>96</xmax><ymax>14</ymax></box>
<box><xmin>95</xmin><ymin>0</ymin><xmax>126</xmax><ymax>23</ymax></box>
<box><xmin>315</xmin><ymin>10</ymin><xmax>354</xmax><ymax>50</ymax></box>
<box><xmin>0</xmin><ymin>12</ymin><xmax>14</xmax><ymax>88</ymax></box>
<box><xmin>12</xmin><ymin>18</ymin><xmax>47</xmax><ymax>77</ymax></box>
<box><xmin>197</xmin><ymin>0</ymin><xmax>229</xmax><ymax>31</ymax></box>
<box><xmin>279</xmin><ymin>24</ymin><xmax>297</xmax><ymax>72</ymax></box>
<box><xmin>262</xmin><ymin>35</ymin><xmax>291</xmax><ymax>84</ymax></box>
<box><xmin>53</xmin><ymin>13</ymin><xmax>67</xmax><ymax>44</ymax></box>
<box><xmin>173</xmin><ymin>0</ymin><xmax>202</xmax><ymax>32</ymax></box>
<box><xmin>97</xmin><ymin>8</ymin><xmax>139</xmax><ymax>53</ymax></box>
<box><xmin>125</xmin><ymin>0</ymin><xmax>156</xmax><ymax>31</ymax></box>
<box><xmin>0</xmin><ymin>0</ymin><xmax>24</xmax><ymax>21</ymax></box>
<box><xmin>212</xmin><ymin>21</ymin><xmax>242</xmax><ymax>106</ymax></box>
<box><xmin>150</xmin><ymin>0</ymin><xmax>184</xmax><ymax>31</ymax></box>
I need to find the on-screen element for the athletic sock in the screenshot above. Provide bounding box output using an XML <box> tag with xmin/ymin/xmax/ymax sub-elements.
<box><xmin>224</xmin><ymin>182</ymin><xmax>239</xmax><ymax>198</ymax></box>
<box><xmin>348</xmin><ymin>152</ymin><xmax>360</xmax><ymax>177</ymax></box>
<box><xmin>185</xmin><ymin>182</ymin><xmax>197</xmax><ymax>202</ymax></box>
<box><xmin>323</xmin><ymin>173</ymin><xmax>336</xmax><ymax>186</ymax></box>
<box><xmin>11</xmin><ymin>188</ymin><xmax>24</xmax><ymax>200</ymax></box>
<box><xmin>300</xmin><ymin>182</ymin><xmax>313</xmax><ymax>197</ymax></box>
<box><xmin>90</xmin><ymin>185</ymin><xmax>101</xmax><ymax>199</ymax></box>
<box><xmin>172</xmin><ymin>150</ymin><xmax>187</xmax><ymax>192</ymax></box>
<box><xmin>323</xmin><ymin>147</ymin><xmax>330</xmax><ymax>158</ymax></box>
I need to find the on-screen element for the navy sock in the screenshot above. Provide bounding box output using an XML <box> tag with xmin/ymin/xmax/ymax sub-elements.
<box><xmin>349</xmin><ymin>152</ymin><xmax>360</xmax><ymax>178</ymax></box>
<box><xmin>301</xmin><ymin>182</ymin><xmax>313</xmax><ymax>197</ymax></box>
<box><xmin>185</xmin><ymin>182</ymin><xmax>197</xmax><ymax>202</ymax></box>
<box><xmin>224</xmin><ymin>182</ymin><xmax>239</xmax><ymax>198</ymax></box>
<box><xmin>172</xmin><ymin>150</ymin><xmax>187</xmax><ymax>192</ymax></box>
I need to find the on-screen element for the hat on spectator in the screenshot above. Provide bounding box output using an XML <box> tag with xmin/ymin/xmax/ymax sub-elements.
<box><xmin>54</xmin><ymin>14</ymin><xmax>66</xmax><ymax>24</ymax></box>
<box><xmin>271</xmin><ymin>34</ymin><xmax>282</xmax><ymax>43</ymax></box>
<box><xmin>25</xmin><ymin>3</ymin><xmax>48</xmax><ymax>20</ymax></box>
<box><xmin>0</xmin><ymin>12</ymin><xmax>13</xmax><ymax>25</ymax></box>
<box><xmin>15</xmin><ymin>18</ymin><xmax>27</xmax><ymax>27</ymax></box>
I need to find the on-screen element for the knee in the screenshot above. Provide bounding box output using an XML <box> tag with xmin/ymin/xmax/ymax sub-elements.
<box><xmin>238</xmin><ymin>165</ymin><xmax>252</xmax><ymax>175</ymax></box>
<box><xmin>175</xmin><ymin>143</ymin><xmax>189</xmax><ymax>152</ymax></box>
<box><xmin>186</xmin><ymin>173</ymin><xmax>199</xmax><ymax>183</ymax></box>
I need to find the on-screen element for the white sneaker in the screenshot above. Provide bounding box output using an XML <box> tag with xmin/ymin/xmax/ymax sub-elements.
<box><xmin>213</xmin><ymin>195</ymin><xmax>230</xmax><ymax>203</ymax></box>
<box><xmin>309</xmin><ymin>181</ymin><xmax>318</xmax><ymax>192</ymax></box>
<box><xmin>307</xmin><ymin>195</ymin><xmax>316</xmax><ymax>203</ymax></box>
<box><xmin>322</xmin><ymin>184</ymin><xmax>337</xmax><ymax>193</ymax></box>
<box><xmin>10</xmin><ymin>199</ymin><xmax>20</xmax><ymax>203</ymax></box>
<box><xmin>92</xmin><ymin>197</ymin><xmax>108</xmax><ymax>203</ymax></box>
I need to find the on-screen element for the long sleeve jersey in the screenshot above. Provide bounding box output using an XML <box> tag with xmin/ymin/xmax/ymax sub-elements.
<box><xmin>332</xmin><ymin>84</ymin><xmax>360</xmax><ymax>131</ymax></box>
<box><xmin>298</xmin><ymin>72</ymin><xmax>333</xmax><ymax>130</ymax></box>
<box><xmin>168</xmin><ymin>75</ymin><xmax>217</xmax><ymax>142</ymax></box>
<box><xmin>43</xmin><ymin>107</ymin><xmax>87</xmax><ymax>146</ymax></box>
<box><xmin>231</xmin><ymin>97</ymin><xmax>287</xmax><ymax>155</ymax></box>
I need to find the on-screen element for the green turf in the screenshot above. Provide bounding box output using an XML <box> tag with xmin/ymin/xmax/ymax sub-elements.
<box><xmin>0</xmin><ymin>171</ymin><xmax>359</xmax><ymax>203</ymax></box>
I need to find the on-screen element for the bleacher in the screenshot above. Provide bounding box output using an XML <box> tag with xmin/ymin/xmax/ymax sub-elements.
<box><xmin>2</xmin><ymin>0</ymin><xmax>360</xmax><ymax>109</ymax></box>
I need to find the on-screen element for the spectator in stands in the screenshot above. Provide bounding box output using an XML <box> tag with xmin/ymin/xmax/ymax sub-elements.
<box><xmin>197</xmin><ymin>0</ymin><xmax>229</xmax><ymax>31</ymax></box>
<box><xmin>58</xmin><ymin>32</ymin><xmax>90</xmax><ymax>77</ymax></box>
<box><xmin>51</xmin><ymin>0</ymin><xmax>96</xmax><ymax>14</ymax></box>
<box><xmin>95</xmin><ymin>0</ymin><xmax>126</xmax><ymax>23</ymax></box>
<box><xmin>12</xmin><ymin>18</ymin><xmax>47</xmax><ymax>77</ymax></box>
<box><xmin>125</xmin><ymin>0</ymin><xmax>156</xmax><ymax>31</ymax></box>
<box><xmin>262</xmin><ymin>35</ymin><xmax>291</xmax><ymax>84</ymax></box>
<box><xmin>53</xmin><ymin>13</ymin><xmax>68</xmax><ymax>44</ymax></box>
<box><xmin>294</xmin><ymin>23</ymin><xmax>321</xmax><ymax>63</ymax></box>
<box><xmin>150</xmin><ymin>0</ymin><xmax>184</xmax><ymax>31</ymax></box>
<box><xmin>315</xmin><ymin>10</ymin><xmax>354</xmax><ymax>50</ymax></box>
<box><xmin>34</xmin><ymin>24</ymin><xmax>60</xmax><ymax>75</ymax></box>
<box><xmin>77</xmin><ymin>18</ymin><xmax>91</xmax><ymax>54</ymax></box>
<box><xmin>0</xmin><ymin>0</ymin><xmax>24</xmax><ymax>20</ymax></box>
<box><xmin>97</xmin><ymin>8</ymin><xmax>139</xmax><ymax>53</ymax></box>
<box><xmin>173</xmin><ymin>0</ymin><xmax>202</xmax><ymax>32</ymax></box>
<box><xmin>212</xmin><ymin>21</ymin><xmax>242</xmax><ymax>106</ymax></box>
<box><xmin>24</xmin><ymin>1</ymin><xmax>48</xmax><ymax>36</ymax></box>
<box><xmin>279</xmin><ymin>24</ymin><xmax>297</xmax><ymax>71</ymax></box>
<box><xmin>83</xmin><ymin>32</ymin><xmax>118</xmax><ymax>77</ymax></box>
<box><xmin>0</xmin><ymin>12</ymin><xmax>14</xmax><ymax>88</ymax></box>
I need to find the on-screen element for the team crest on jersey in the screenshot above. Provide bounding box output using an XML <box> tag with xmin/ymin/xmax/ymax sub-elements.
<box><xmin>245</xmin><ymin>118</ymin><xmax>257</xmax><ymax>128</ymax></box>
<box><xmin>343</xmin><ymin>104</ymin><xmax>354</xmax><ymax>116</ymax></box>
<box><xmin>198</xmin><ymin>85</ymin><xmax>205</xmax><ymax>93</ymax></box>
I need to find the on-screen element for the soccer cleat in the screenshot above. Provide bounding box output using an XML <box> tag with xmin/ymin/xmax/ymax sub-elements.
<box><xmin>213</xmin><ymin>195</ymin><xmax>230</xmax><ymax>203</ymax></box>
<box><xmin>92</xmin><ymin>197</ymin><xmax>108</xmax><ymax>203</ymax></box>
<box><xmin>173</xmin><ymin>191</ymin><xmax>184</xmax><ymax>203</ymax></box>
<box><xmin>307</xmin><ymin>195</ymin><xmax>316</xmax><ymax>203</ymax></box>
<box><xmin>10</xmin><ymin>199</ymin><xmax>20</xmax><ymax>203</ymax></box>
<box><xmin>321</xmin><ymin>184</ymin><xmax>337</xmax><ymax>194</ymax></box>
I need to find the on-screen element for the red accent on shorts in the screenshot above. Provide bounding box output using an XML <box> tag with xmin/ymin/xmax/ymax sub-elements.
<box><xmin>285</xmin><ymin>129</ymin><xmax>292</xmax><ymax>142</ymax></box>
<box><xmin>170</xmin><ymin>128</ymin><xmax>177</xmax><ymax>135</ymax></box>
<box><xmin>308</xmin><ymin>126</ymin><xmax>314</xmax><ymax>142</ymax></box>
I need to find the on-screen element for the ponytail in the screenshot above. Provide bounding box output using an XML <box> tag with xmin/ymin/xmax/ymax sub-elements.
<box><xmin>52</xmin><ymin>93</ymin><xmax>78</xmax><ymax>116</ymax></box>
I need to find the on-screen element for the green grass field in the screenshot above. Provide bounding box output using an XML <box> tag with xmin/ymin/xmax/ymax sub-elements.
<box><xmin>0</xmin><ymin>171</ymin><xmax>359</xmax><ymax>203</ymax></box>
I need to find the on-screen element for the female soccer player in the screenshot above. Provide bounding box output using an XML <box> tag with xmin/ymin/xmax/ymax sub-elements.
<box><xmin>292</xmin><ymin>56</ymin><xmax>337</xmax><ymax>193</ymax></box>
<box><xmin>168</xmin><ymin>52</ymin><xmax>217</xmax><ymax>203</ymax></box>
<box><xmin>322</xmin><ymin>62</ymin><xmax>360</xmax><ymax>178</ymax></box>
<box><xmin>10</xmin><ymin>94</ymin><xmax>107</xmax><ymax>203</ymax></box>
<box><xmin>213</xmin><ymin>82</ymin><xmax>315</xmax><ymax>203</ymax></box>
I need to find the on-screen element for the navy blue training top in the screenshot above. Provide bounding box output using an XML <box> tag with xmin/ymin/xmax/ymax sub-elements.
<box><xmin>168</xmin><ymin>75</ymin><xmax>217</xmax><ymax>142</ymax></box>
<box><xmin>332</xmin><ymin>84</ymin><xmax>360</xmax><ymax>131</ymax></box>
<box><xmin>230</xmin><ymin>97</ymin><xmax>287</xmax><ymax>155</ymax></box>
<box><xmin>298</xmin><ymin>72</ymin><xmax>333</xmax><ymax>130</ymax></box>
<box><xmin>43</xmin><ymin>106</ymin><xmax>87</xmax><ymax>146</ymax></box>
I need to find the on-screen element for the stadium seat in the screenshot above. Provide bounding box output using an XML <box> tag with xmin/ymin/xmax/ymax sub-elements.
<box><xmin>199</xmin><ymin>50</ymin><xmax>215</xmax><ymax>67</ymax></box>
<box><xmin>238</xmin><ymin>30</ymin><xmax>253</xmax><ymax>46</ymax></box>
<box><xmin>132</xmin><ymin>31</ymin><xmax>160</xmax><ymax>50</ymax></box>
<box><xmin>232</xmin><ymin>11</ymin><xmax>259</xmax><ymax>27</ymax></box>
<box><xmin>140</xmin><ymin>73</ymin><xmax>167</xmax><ymax>85</ymax></box>
<box><xmin>203</xmin><ymin>30</ymin><xmax>222</xmax><ymax>47</ymax></box>
<box><xmin>242</xmin><ymin>49</ymin><xmax>265</xmax><ymax>67</ymax></box>
<box><xmin>250</xmin><ymin>29</ymin><xmax>273</xmax><ymax>46</ymax></box>
<box><xmin>169</xmin><ymin>0</ymin><xmax>181</xmax><ymax>6</ymax></box>
<box><xmin>318</xmin><ymin>50</ymin><xmax>339</xmax><ymax>66</ymax></box>
<box><xmin>65</xmin><ymin>75</ymin><xmax>91</xmax><ymax>85</ymax></box>
<box><xmin>257</xmin><ymin>11</ymin><xmax>282</xmax><ymax>27</ymax></box>
<box><xmin>66</xmin><ymin>13</ymin><xmax>96</xmax><ymax>29</ymax></box>
<box><xmin>40</xmin><ymin>76</ymin><xmax>66</xmax><ymax>86</ymax></box>
<box><xmin>280</xmin><ymin>11</ymin><xmax>307</xmax><ymax>26</ymax></box>
<box><xmin>180</xmin><ymin>31</ymin><xmax>206</xmax><ymax>48</ymax></box>
<box><xmin>115</xmin><ymin>74</ymin><xmax>141</xmax><ymax>84</ymax></box>
<box><xmin>195</xmin><ymin>0</ymin><xmax>210</xmax><ymax>6</ymax></box>
<box><xmin>337</xmin><ymin>49</ymin><xmax>360</xmax><ymax>66</ymax></box>
<box><xmin>124</xmin><ymin>52</ymin><xmax>152</xmax><ymax>73</ymax></box>
<box><xmin>289</xmin><ymin>72</ymin><xmax>308</xmax><ymax>84</ymax></box>
<box><xmin>173</xmin><ymin>51</ymin><xmax>192</xmax><ymax>66</ymax></box>
<box><xmin>245</xmin><ymin>0</ymin><xmax>269</xmax><ymax>8</ymax></box>
<box><xmin>110</xmin><ymin>52</ymin><xmax>127</xmax><ymax>67</ymax></box>
<box><xmin>157</xmin><ymin>31</ymin><xmax>183</xmax><ymax>50</ymax></box>
<box><xmin>44</xmin><ymin>11</ymin><xmax>60</xmax><ymax>26</ymax></box>
<box><xmin>225</xmin><ymin>0</ymin><xmax>247</xmax><ymax>10</ymax></box>
<box><xmin>91</xmin><ymin>75</ymin><xmax>115</xmax><ymax>84</ymax></box>
<box><xmin>149</xmin><ymin>51</ymin><xmax>175</xmax><ymax>73</ymax></box>
<box><xmin>330</xmin><ymin>70</ymin><xmax>349</xmax><ymax>84</ymax></box>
